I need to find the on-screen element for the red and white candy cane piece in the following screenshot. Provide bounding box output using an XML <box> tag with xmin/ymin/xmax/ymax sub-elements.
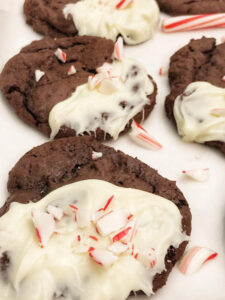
<box><xmin>47</xmin><ymin>205</ymin><xmax>63</xmax><ymax>221</ymax></box>
<box><xmin>211</xmin><ymin>108</ymin><xmax>225</xmax><ymax>117</ymax></box>
<box><xmin>98</xmin><ymin>195</ymin><xmax>114</xmax><ymax>212</ymax></box>
<box><xmin>68</xmin><ymin>65</ymin><xmax>76</xmax><ymax>76</ymax></box>
<box><xmin>76</xmin><ymin>208</ymin><xmax>92</xmax><ymax>228</ymax></box>
<box><xmin>91</xmin><ymin>151</ymin><xmax>103</xmax><ymax>160</ymax></box>
<box><xmin>116</xmin><ymin>0</ymin><xmax>134</xmax><ymax>9</ymax></box>
<box><xmin>222</xmin><ymin>75</ymin><xmax>225</xmax><ymax>82</ymax></box>
<box><xmin>88</xmin><ymin>74</ymin><xmax>103</xmax><ymax>90</ymax></box>
<box><xmin>120</xmin><ymin>219</ymin><xmax>137</xmax><ymax>243</ymax></box>
<box><xmin>129</xmin><ymin>120</ymin><xmax>163</xmax><ymax>150</ymax></box>
<box><xmin>31</xmin><ymin>209</ymin><xmax>55</xmax><ymax>248</ymax></box>
<box><xmin>54</xmin><ymin>48</ymin><xmax>67</xmax><ymax>63</ymax></box>
<box><xmin>159</xmin><ymin>66</ymin><xmax>168</xmax><ymax>76</ymax></box>
<box><xmin>96</xmin><ymin>209</ymin><xmax>130</xmax><ymax>236</ymax></box>
<box><xmin>114</xmin><ymin>37</ymin><xmax>123</xmax><ymax>60</ymax></box>
<box><xmin>89</xmin><ymin>249</ymin><xmax>118</xmax><ymax>267</ymax></box>
<box><xmin>108</xmin><ymin>242</ymin><xmax>129</xmax><ymax>255</ymax></box>
<box><xmin>137</xmin><ymin>248</ymin><xmax>156</xmax><ymax>269</ymax></box>
<box><xmin>182</xmin><ymin>168</ymin><xmax>209</xmax><ymax>182</ymax></box>
<box><xmin>96</xmin><ymin>62</ymin><xmax>112</xmax><ymax>75</ymax></box>
<box><xmin>35</xmin><ymin>70</ymin><xmax>45</xmax><ymax>82</ymax></box>
<box><xmin>179</xmin><ymin>247</ymin><xmax>218</xmax><ymax>275</ymax></box>
<box><xmin>162</xmin><ymin>13</ymin><xmax>225</xmax><ymax>33</ymax></box>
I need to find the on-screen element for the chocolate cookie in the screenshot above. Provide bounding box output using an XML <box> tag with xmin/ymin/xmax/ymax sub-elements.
<box><xmin>1</xmin><ymin>136</ymin><xmax>191</xmax><ymax>295</ymax></box>
<box><xmin>0</xmin><ymin>36</ymin><xmax>157</xmax><ymax>141</ymax></box>
<box><xmin>157</xmin><ymin>0</ymin><xmax>225</xmax><ymax>15</ymax></box>
<box><xmin>165</xmin><ymin>37</ymin><xmax>225</xmax><ymax>155</ymax></box>
<box><xmin>23</xmin><ymin>0</ymin><xmax>160</xmax><ymax>45</ymax></box>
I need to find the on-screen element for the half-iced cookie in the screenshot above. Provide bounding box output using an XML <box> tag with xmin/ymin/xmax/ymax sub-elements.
<box><xmin>0</xmin><ymin>136</ymin><xmax>191</xmax><ymax>299</ymax></box>
<box><xmin>156</xmin><ymin>0</ymin><xmax>225</xmax><ymax>15</ymax></box>
<box><xmin>0</xmin><ymin>36</ymin><xmax>157</xmax><ymax>141</ymax></box>
<box><xmin>165</xmin><ymin>37</ymin><xmax>225</xmax><ymax>155</ymax></box>
<box><xmin>24</xmin><ymin>0</ymin><xmax>160</xmax><ymax>45</ymax></box>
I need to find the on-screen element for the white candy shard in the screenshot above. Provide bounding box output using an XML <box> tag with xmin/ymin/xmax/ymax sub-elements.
<box><xmin>114</xmin><ymin>37</ymin><xmax>124</xmax><ymax>60</ymax></box>
<box><xmin>183</xmin><ymin>168</ymin><xmax>209</xmax><ymax>182</ymax></box>
<box><xmin>35</xmin><ymin>70</ymin><xmax>45</xmax><ymax>82</ymax></box>
<box><xmin>88</xmin><ymin>74</ymin><xmax>102</xmax><ymax>90</ymax></box>
<box><xmin>115</xmin><ymin>219</ymin><xmax>137</xmax><ymax>243</ymax></box>
<box><xmin>137</xmin><ymin>248</ymin><xmax>157</xmax><ymax>269</ymax></box>
<box><xmin>129</xmin><ymin>120</ymin><xmax>162</xmax><ymax>150</ymax></box>
<box><xmin>76</xmin><ymin>208</ymin><xmax>92</xmax><ymax>228</ymax></box>
<box><xmin>108</xmin><ymin>242</ymin><xmax>128</xmax><ymax>255</ymax></box>
<box><xmin>222</xmin><ymin>75</ymin><xmax>225</xmax><ymax>82</ymax></box>
<box><xmin>31</xmin><ymin>209</ymin><xmax>55</xmax><ymax>247</ymax></box>
<box><xmin>54</xmin><ymin>48</ymin><xmax>67</xmax><ymax>63</ymax></box>
<box><xmin>68</xmin><ymin>65</ymin><xmax>77</xmax><ymax>75</ymax></box>
<box><xmin>98</xmin><ymin>77</ymin><xmax>120</xmax><ymax>94</ymax></box>
<box><xmin>47</xmin><ymin>205</ymin><xmax>63</xmax><ymax>221</ymax></box>
<box><xmin>96</xmin><ymin>210</ymin><xmax>130</xmax><ymax>236</ymax></box>
<box><xmin>116</xmin><ymin>0</ymin><xmax>134</xmax><ymax>9</ymax></box>
<box><xmin>91</xmin><ymin>151</ymin><xmax>103</xmax><ymax>160</ymax></box>
<box><xmin>89</xmin><ymin>249</ymin><xmax>118</xmax><ymax>267</ymax></box>
<box><xmin>178</xmin><ymin>246</ymin><xmax>218</xmax><ymax>275</ymax></box>
<box><xmin>96</xmin><ymin>62</ymin><xmax>112</xmax><ymax>75</ymax></box>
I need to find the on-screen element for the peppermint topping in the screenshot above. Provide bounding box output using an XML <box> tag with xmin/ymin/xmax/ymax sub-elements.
<box><xmin>89</xmin><ymin>249</ymin><xmax>118</xmax><ymax>267</ymax></box>
<box><xmin>68</xmin><ymin>65</ymin><xmax>77</xmax><ymax>75</ymax></box>
<box><xmin>116</xmin><ymin>0</ymin><xmax>134</xmax><ymax>9</ymax></box>
<box><xmin>35</xmin><ymin>70</ymin><xmax>45</xmax><ymax>82</ymax></box>
<box><xmin>159</xmin><ymin>66</ymin><xmax>168</xmax><ymax>76</ymax></box>
<box><xmin>129</xmin><ymin>120</ymin><xmax>163</xmax><ymax>150</ymax></box>
<box><xmin>178</xmin><ymin>247</ymin><xmax>218</xmax><ymax>275</ymax></box>
<box><xmin>54</xmin><ymin>48</ymin><xmax>67</xmax><ymax>63</ymax></box>
<box><xmin>114</xmin><ymin>37</ymin><xmax>123</xmax><ymax>60</ymax></box>
<box><xmin>91</xmin><ymin>151</ymin><xmax>103</xmax><ymax>160</ymax></box>
<box><xmin>182</xmin><ymin>168</ymin><xmax>209</xmax><ymax>182</ymax></box>
<box><xmin>108</xmin><ymin>242</ymin><xmax>129</xmax><ymax>254</ymax></box>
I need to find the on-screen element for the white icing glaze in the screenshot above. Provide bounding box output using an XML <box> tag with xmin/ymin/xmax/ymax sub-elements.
<box><xmin>49</xmin><ymin>58</ymin><xmax>154</xmax><ymax>140</ymax></box>
<box><xmin>174</xmin><ymin>82</ymin><xmax>225</xmax><ymax>143</ymax></box>
<box><xmin>63</xmin><ymin>0</ymin><xmax>159</xmax><ymax>45</ymax></box>
<box><xmin>0</xmin><ymin>179</ymin><xmax>187</xmax><ymax>300</ymax></box>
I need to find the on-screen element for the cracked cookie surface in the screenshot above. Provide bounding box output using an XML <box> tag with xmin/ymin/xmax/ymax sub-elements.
<box><xmin>156</xmin><ymin>0</ymin><xmax>225</xmax><ymax>15</ymax></box>
<box><xmin>165</xmin><ymin>37</ymin><xmax>225</xmax><ymax>155</ymax></box>
<box><xmin>1</xmin><ymin>135</ymin><xmax>191</xmax><ymax>295</ymax></box>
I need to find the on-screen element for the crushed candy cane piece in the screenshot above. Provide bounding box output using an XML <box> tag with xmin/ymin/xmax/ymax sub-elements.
<box><xmin>35</xmin><ymin>70</ymin><xmax>45</xmax><ymax>82</ymax></box>
<box><xmin>98</xmin><ymin>78</ymin><xmax>120</xmax><ymax>94</ymax></box>
<box><xmin>98</xmin><ymin>195</ymin><xmax>114</xmax><ymax>212</ymax></box>
<box><xmin>88</xmin><ymin>75</ymin><xmax>102</xmax><ymax>90</ymax></box>
<box><xmin>92</xmin><ymin>151</ymin><xmax>103</xmax><ymax>160</ymax></box>
<box><xmin>129</xmin><ymin>120</ymin><xmax>162</xmax><ymax>150</ymax></box>
<box><xmin>108</xmin><ymin>242</ymin><xmax>128</xmax><ymax>255</ymax></box>
<box><xmin>96</xmin><ymin>209</ymin><xmax>130</xmax><ymax>236</ymax></box>
<box><xmin>76</xmin><ymin>208</ymin><xmax>92</xmax><ymax>228</ymax></box>
<box><xmin>112</xmin><ymin>226</ymin><xmax>132</xmax><ymax>243</ymax></box>
<box><xmin>31</xmin><ymin>209</ymin><xmax>55</xmax><ymax>248</ymax></box>
<box><xmin>89</xmin><ymin>235</ymin><xmax>98</xmax><ymax>241</ymax></box>
<box><xmin>162</xmin><ymin>13</ymin><xmax>225</xmax><ymax>33</ymax></box>
<box><xmin>89</xmin><ymin>249</ymin><xmax>118</xmax><ymax>267</ymax></box>
<box><xmin>92</xmin><ymin>210</ymin><xmax>104</xmax><ymax>222</ymax></box>
<box><xmin>68</xmin><ymin>65</ymin><xmax>76</xmax><ymax>75</ymax></box>
<box><xmin>96</xmin><ymin>63</ymin><xmax>112</xmax><ymax>75</ymax></box>
<box><xmin>178</xmin><ymin>246</ymin><xmax>218</xmax><ymax>275</ymax></box>
<box><xmin>159</xmin><ymin>66</ymin><xmax>168</xmax><ymax>76</ymax></box>
<box><xmin>114</xmin><ymin>37</ymin><xmax>123</xmax><ymax>60</ymax></box>
<box><xmin>77</xmin><ymin>235</ymin><xmax>81</xmax><ymax>242</ymax></box>
<box><xmin>221</xmin><ymin>36</ymin><xmax>225</xmax><ymax>43</ymax></box>
<box><xmin>54</xmin><ymin>48</ymin><xmax>67</xmax><ymax>63</ymax></box>
<box><xmin>182</xmin><ymin>168</ymin><xmax>209</xmax><ymax>182</ymax></box>
<box><xmin>222</xmin><ymin>75</ymin><xmax>225</xmax><ymax>82</ymax></box>
<box><xmin>116</xmin><ymin>0</ymin><xmax>134</xmax><ymax>9</ymax></box>
<box><xmin>137</xmin><ymin>248</ymin><xmax>156</xmax><ymax>269</ymax></box>
<box><xmin>211</xmin><ymin>108</ymin><xmax>225</xmax><ymax>117</ymax></box>
<box><xmin>47</xmin><ymin>205</ymin><xmax>63</xmax><ymax>221</ymax></box>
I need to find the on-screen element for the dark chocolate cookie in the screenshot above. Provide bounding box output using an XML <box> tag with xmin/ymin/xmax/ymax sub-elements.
<box><xmin>165</xmin><ymin>37</ymin><xmax>225</xmax><ymax>155</ymax></box>
<box><xmin>157</xmin><ymin>0</ymin><xmax>225</xmax><ymax>15</ymax></box>
<box><xmin>0</xmin><ymin>36</ymin><xmax>157</xmax><ymax>141</ymax></box>
<box><xmin>1</xmin><ymin>135</ymin><xmax>191</xmax><ymax>294</ymax></box>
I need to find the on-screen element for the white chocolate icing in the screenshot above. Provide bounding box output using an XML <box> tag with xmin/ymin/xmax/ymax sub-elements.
<box><xmin>173</xmin><ymin>82</ymin><xmax>225</xmax><ymax>143</ymax></box>
<box><xmin>63</xmin><ymin>0</ymin><xmax>159</xmax><ymax>45</ymax></box>
<box><xmin>0</xmin><ymin>179</ymin><xmax>188</xmax><ymax>300</ymax></box>
<box><xmin>49</xmin><ymin>58</ymin><xmax>154</xmax><ymax>140</ymax></box>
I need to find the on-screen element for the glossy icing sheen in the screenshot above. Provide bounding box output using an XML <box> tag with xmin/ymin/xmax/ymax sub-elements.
<box><xmin>0</xmin><ymin>180</ymin><xmax>187</xmax><ymax>300</ymax></box>
<box><xmin>174</xmin><ymin>82</ymin><xmax>225</xmax><ymax>143</ymax></box>
<box><xmin>49</xmin><ymin>58</ymin><xmax>154</xmax><ymax>140</ymax></box>
<box><xmin>63</xmin><ymin>0</ymin><xmax>159</xmax><ymax>45</ymax></box>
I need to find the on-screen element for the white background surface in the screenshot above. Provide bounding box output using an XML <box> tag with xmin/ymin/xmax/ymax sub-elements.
<box><xmin>0</xmin><ymin>1</ymin><xmax>225</xmax><ymax>299</ymax></box>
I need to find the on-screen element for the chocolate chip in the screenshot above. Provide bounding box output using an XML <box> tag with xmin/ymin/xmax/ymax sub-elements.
<box><xmin>119</xmin><ymin>101</ymin><xmax>127</xmax><ymax>109</ymax></box>
<box><xmin>132</xmin><ymin>83</ymin><xmax>140</xmax><ymax>92</ymax></box>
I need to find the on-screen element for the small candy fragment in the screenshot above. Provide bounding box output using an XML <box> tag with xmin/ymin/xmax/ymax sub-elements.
<box><xmin>112</xmin><ymin>226</ymin><xmax>132</xmax><ymax>243</ymax></box>
<box><xmin>116</xmin><ymin>0</ymin><xmax>134</xmax><ymax>9</ymax></box>
<box><xmin>91</xmin><ymin>151</ymin><xmax>103</xmax><ymax>160</ymax></box>
<box><xmin>114</xmin><ymin>37</ymin><xmax>123</xmax><ymax>60</ymax></box>
<box><xmin>98</xmin><ymin>78</ymin><xmax>120</xmax><ymax>94</ymax></box>
<box><xmin>178</xmin><ymin>246</ymin><xmax>218</xmax><ymax>275</ymax></box>
<box><xmin>89</xmin><ymin>249</ymin><xmax>118</xmax><ymax>267</ymax></box>
<box><xmin>68</xmin><ymin>65</ymin><xmax>76</xmax><ymax>76</ymax></box>
<box><xmin>88</xmin><ymin>74</ymin><xmax>102</xmax><ymax>90</ymax></box>
<box><xmin>222</xmin><ymin>75</ymin><xmax>225</xmax><ymax>82</ymax></box>
<box><xmin>137</xmin><ymin>248</ymin><xmax>156</xmax><ymax>269</ymax></box>
<box><xmin>35</xmin><ymin>70</ymin><xmax>45</xmax><ymax>82</ymax></box>
<box><xmin>31</xmin><ymin>209</ymin><xmax>55</xmax><ymax>248</ymax></box>
<box><xmin>159</xmin><ymin>66</ymin><xmax>168</xmax><ymax>76</ymax></box>
<box><xmin>211</xmin><ymin>108</ymin><xmax>225</xmax><ymax>117</ymax></box>
<box><xmin>96</xmin><ymin>209</ymin><xmax>130</xmax><ymax>236</ymax></box>
<box><xmin>108</xmin><ymin>242</ymin><xmax>128</xmax><ymax>255</ymax></box>
<box><xmin>54</xmin><ymin>48</ymin><xmax>67</xmax><ymax>63</ymax></box>
<box><xmin>76</xmin><ymin>208</ymin><xmax>92</xmax><ymax>228</ymax></box>
<box><xmin>129</xmin><ymin>120</ymin><xmax>162</xmax><ymax>150</ymax></box>
<box><xmin>118</xmin><ymin>219</ymin><xmax>137</xmax><ymax>243</ymax></box>
<box><xmin>182</xmin><ymin>168</ymin><xmax>209</xmax><ymax>182</ymax></box>
<box><xmin>47</xmin><ymin>205</ymin><xmax>63</xmax><ymax>221</ymax></box>
<box><xmin>98</xmin><ymin>195</ymin><xmax>114</xmax><ymax>212</ymax></box>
